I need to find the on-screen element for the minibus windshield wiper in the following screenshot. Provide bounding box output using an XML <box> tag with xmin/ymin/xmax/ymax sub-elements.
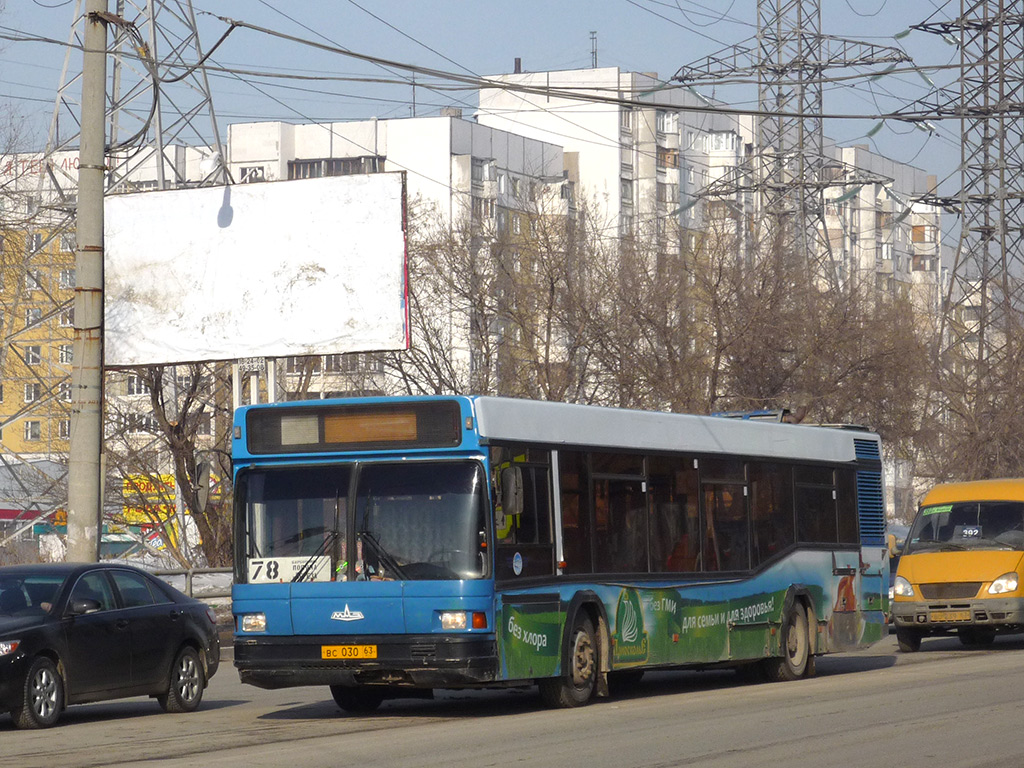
<box><xmin>359</xmin><ymin>531</ymin><xmax>407</xmax><ymax>581</ymax></box>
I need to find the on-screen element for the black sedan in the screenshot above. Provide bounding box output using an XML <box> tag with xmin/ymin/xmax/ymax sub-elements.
<box><xmin>0</xmin><ymin>562</ymin><xmax>220</xmax><ymax>728</ymax></box>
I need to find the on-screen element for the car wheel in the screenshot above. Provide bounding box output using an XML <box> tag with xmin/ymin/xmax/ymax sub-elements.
<box><xmin>13</xmin><ymin>656</ymin><xmax>64</xmax><ymax>729</ymax></box>
<box><xmin>158</xmin><ymin>646</ymin><xmax>205</xmax><ymax>713</ymax></box>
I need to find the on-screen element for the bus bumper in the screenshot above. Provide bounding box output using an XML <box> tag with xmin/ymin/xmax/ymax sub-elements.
<box><xmin>892</xmin><ymin>596</ymin><xmax>1024</xmax><ymax>632</ymax></box>
<box><xmin>234</xmin><ymin>634</ymin><xmax>499</xmax><ymax>689</ymax></box>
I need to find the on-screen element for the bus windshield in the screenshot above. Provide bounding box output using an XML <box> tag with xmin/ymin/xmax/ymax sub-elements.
<box><xmin>905</xmin><ymin>501</ymin><xmax>1024</xmax><ymax>554</ymax></box>
<box><xmin>241</xmin><ymin>461</ymin><xmax>487</xmax><ymax>582</ymax></box>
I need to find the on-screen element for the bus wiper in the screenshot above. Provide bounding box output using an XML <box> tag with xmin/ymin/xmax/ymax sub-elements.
<box><xmin>292</xmin><ymin>530</ymin><xmax>337</xmax><ymax>582</ymax></box>
<box><xmin>359</xmin><ymin>531</ymin><xmax>407</xmax><ymax>581</ymax></box>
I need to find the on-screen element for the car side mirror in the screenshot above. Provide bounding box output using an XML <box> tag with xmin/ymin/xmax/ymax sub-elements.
<box><xmin>68</xmin><ymin>597</ymin><xmax>101</xmax><ymax>616</ymax></box>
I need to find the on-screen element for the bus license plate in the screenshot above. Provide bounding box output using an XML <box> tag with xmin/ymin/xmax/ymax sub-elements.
<box><xmin>930</xmin><ymin>610</ymin><xmax>970</xmax><ymax>622</ymax></box>
<box><xmin>322</xmin><ymin>645</ymin><xmax>377</xmax><ymax>660</ymax></box>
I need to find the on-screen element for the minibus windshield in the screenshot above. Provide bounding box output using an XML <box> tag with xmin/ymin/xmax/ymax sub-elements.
<box><xmin>905</xmin><ymin>501</ymin><xmax>1024</xmax><ymax>554</ymax></box>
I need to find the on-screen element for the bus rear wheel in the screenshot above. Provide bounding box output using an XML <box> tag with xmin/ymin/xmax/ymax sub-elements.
<box><xmin>763</xmin><ymin>603</ymin><xmax>810</xmax><ymax>682</ymax></box>
<box><xmin>330</xmin><ymin>685</ymin><xmax>386</xmax><ymax>713</ymax></box>
<box><xmin>539</xmin><ymin>614</ymin><xmax>597</xmax><ymax>708</ymax></box>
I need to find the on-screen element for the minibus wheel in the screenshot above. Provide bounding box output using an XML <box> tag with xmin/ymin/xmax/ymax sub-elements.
<box><xmin>958</xmin><ymin>627</ymin><xmax>996</xmax><ymax>646</ymax></box>
<box><xmin>896</xmin><ymin>627</ymin><xmax>922</xmax><ymax>652</ymax></box>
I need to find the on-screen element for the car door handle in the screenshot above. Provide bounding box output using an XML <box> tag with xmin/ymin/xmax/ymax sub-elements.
<box><xmin>115</xmin><ymin>618</ymin><xmax>129</xmax><ymax>631</ymax></box>
<box><xmin>169</xmin><ymin>609</ymin><xmax>182</xmax><ymax>621</ymax></box>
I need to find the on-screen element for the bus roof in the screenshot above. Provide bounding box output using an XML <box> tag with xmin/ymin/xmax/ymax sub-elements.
<box><xmin>471</xmin><ymin>396</ymin><xmax>873</xmax><ymax>464</ymax></box>
<box><xmin>921</xmin><ymin>478</ymin><xmax>1024</xmax><ymax>506</ymax></box>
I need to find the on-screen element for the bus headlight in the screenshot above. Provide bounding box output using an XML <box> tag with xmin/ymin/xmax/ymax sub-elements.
<box><xmin>240</xmin><ymin>613</ymin><xmax>267</xmax><ymax>632</ymax></box>
<box><xmin>440</xmin><ymin>611</ymin><xmax>487</xmax><ymax>630</ymax></box>
<box><xmin>988</xmin><ymin>573</ymin><xmax>1019</xmax><ymax>595</ymax></box>
<box><xmin>440</xmin><ymin>611</ymin><xmax>467</xmax><ymax>630</ymax></box>
<box><xmin>893</xmin><ymin>575</ymin><xmax>914</xmax><ymax>597</ymax></box>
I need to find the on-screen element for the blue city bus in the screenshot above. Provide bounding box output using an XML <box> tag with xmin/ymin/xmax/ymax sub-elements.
<box><xmin>231</xmin><ymin>395</ymin><xmax>888</xmax><ymax>711</ymax></box>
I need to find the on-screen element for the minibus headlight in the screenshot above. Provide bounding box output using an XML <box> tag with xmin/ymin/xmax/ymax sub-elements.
<box><xmin>988</xmin><ymin>573</ymin><xmax>1019</xmax><ymax>595</ymax></box>
<box><xmin>893</xmin><ymin>575</ymin><xmax>914</xmax><ymax>597</ymax></box>
<box><xmin>240</xmin><ymin>613</ymin><xmax>267</xmax><ymax>632</ymax></box>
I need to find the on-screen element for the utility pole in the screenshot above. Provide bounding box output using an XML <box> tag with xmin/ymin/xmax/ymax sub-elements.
<box><xmin>67</xmin><ymin>0</ymin><xmax>108</xmax><ymax>562</ymax></box>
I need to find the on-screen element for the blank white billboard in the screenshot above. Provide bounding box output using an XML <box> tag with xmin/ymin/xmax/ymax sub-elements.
<box><xmin>104</xmin><ymin>173</ymin><xmax>408</xmax><ymax>367</ymax></box>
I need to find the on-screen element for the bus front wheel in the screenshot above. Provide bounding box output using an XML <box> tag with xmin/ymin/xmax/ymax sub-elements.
<box><xmin>764</xmin><ymin>603</ymin><xmax>810</xmax><ymax>682</ymax></box>
<box><xmin>330</xmin><ymin>685</ymin><xmax>386</xmax><ymax>713</ymax></box>
<box><xmin>539</xmin><ymin>613</ymin><xmax>597</xmax><ymax>707</ymax></box>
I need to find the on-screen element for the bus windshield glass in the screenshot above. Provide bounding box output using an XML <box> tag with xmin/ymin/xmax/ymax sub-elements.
<box><xmin>240</xmin><ymin>461</ymin><xmax>487</xmax><ymax>582</ymax></box>
<box><xmin>906</xmin><ymin>501</ymin><xmax>1024</xmax><ymax>553</ymax></box>
<box><xmin>355</xmin><ymin>461</ymin><xmax>487</xmax><ymax>581</ymax></box>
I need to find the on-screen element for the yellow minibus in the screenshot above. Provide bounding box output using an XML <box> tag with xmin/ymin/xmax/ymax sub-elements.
<box><xmin>892</xmin><ymin>478</ymin><xmax>1024</xmax><ymax>652</ymax></box>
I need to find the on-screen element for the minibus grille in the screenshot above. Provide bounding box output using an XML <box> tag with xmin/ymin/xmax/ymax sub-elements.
<box><xmin>920</xmin><ymin>582</ymin><xmax>981</xmax><ymax>600</ymax></box>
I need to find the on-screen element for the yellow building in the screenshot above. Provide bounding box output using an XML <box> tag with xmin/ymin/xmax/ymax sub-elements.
<box><xmin>0</xmin><ymin>223</ymin><xmax>76</xmax><ymax>459</ymax></box>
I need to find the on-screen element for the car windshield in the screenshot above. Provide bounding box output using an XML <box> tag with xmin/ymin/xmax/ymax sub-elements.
<box><xmin>905</xmin><ymin>501</ymin><xmax>1024</xmax><ymax>553</ymax></box>
<box><xmin>0</xmin><ymin>573</ymin><xmax>64</xmax><ymax>617</ymax></box>
<box><xmin>240</xmin><ymin>461</ymin><xmax>487</xmax><ymax>582</ymax></box>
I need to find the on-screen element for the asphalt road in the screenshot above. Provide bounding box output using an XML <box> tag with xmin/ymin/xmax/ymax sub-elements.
<box><xmin>4</xmin><ymin>633</ymin><xmax>1024</xmax><ymax>768</ymax></box>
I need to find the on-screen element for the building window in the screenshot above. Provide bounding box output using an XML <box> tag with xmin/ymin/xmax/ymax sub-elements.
<box><xmin>24</xmin><ymin>307</ymin><xmax>42</xmax><ymax>328</ymax></box>
<box><xmin>472</xmin><ymin>196</ymin><xmax>494</xmax><ymax>220</ymax></box>
<box><xmin>60</xmin><ymin>308</ymin><xmax>74</xmax><ymax>327</ymax></box>
<box><xmin>59</xmin><ymin>419</ymin><xmax>71</xmax><ymax>439</ymax></box>
<box><xmin>59</xmin><ymin>381</ymin><xmax>72</xmax><ymax>402</ymax></box>
<box><xmin>620</xmin><ymin>108</ymin><xmax>633</xmax><ymax>132</ymax></box>
<box><xmin>912</xmin><ymin>224</ymin><xmax>937</xmax><ymax>243</ymax></box>
<box><xmin>24</xmin><ymin>346</ymin><xmax>41</xmax><ymax>365</ymax></box>
<box><xmin>657</xmin><ymin>182</ymin><xmax>674</xmax><ymax>203</ymax></box>
<box><xmin>126</xmin><ymin>374</ymin><xmax>150</xmax><ymax>396</ymax></box>
<box><xmin>60</xmin><ymin>233</ymin><xmax>76</xmax><ymax>252</ymax></box>
<box><xmin>24</xmin><ymin>383</ymin><xmax>41</xmax><ymax>403</ymax></box>
<box><xmin>59</xmin><ymin>268</ymin><xmax>76</xmax><ymax>288</ymax></box>
<box><xmin>23</xmin><ymin>421</ymin><xmax>41</xmax><ymax>441</ymax></box>
<box><xmin>710</xmin><ymin>132</ymin><xmax>736</xmax><ymax>151</ymax></box>
<box><xmin>512</xmin><ymin>215</ymin><xmax>521</xmax><ymax>235</ymax></box>
<box><xmin>240</xmin><ymin>166</ymin><xmax>266</xmax><ymax>183</ymax></box>
<box><xmin>510</xmin><ymin>177</ymin><xmax>521</xmax><ymax>198</ymax></box>
<box><xmin>287</xmin><ymin>156</ymin><xmax>382</xmax><ymax>180</ymax></box>
<box><xmin>27</xmin><ymin>233</ymin><xmax>43</xmax><ymax>253</ymax></box>
<box><xmin>471</xmin><ymin>158</ymin><xmax>494</xmax><ymax>183</ymax></box>
<box><xmin>620</xmin><ymin>178</ymin><xmax>634</xmax><ymax>201</ymax></box>
<box><xmin>284</xmin><ymin>356</ymin><xmax>320</xmax><ymax>373</ymax></box>
<box><xmin>25</xmin><ymin>269</ymin><xmax>42</xmax><ymax>290</ymax></box>
<box><xmin>657</xmin><ymin>147</ymin><xmax>679</xmax><ymax>169</ymax></box>
<box><xmin>59</xmin><ymin>344</ymin><xmax>73</xmax><ymax>364</ymax></box>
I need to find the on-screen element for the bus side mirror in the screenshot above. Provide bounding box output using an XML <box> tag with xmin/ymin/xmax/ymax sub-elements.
<box><xmin>501</xmin><ymin>466</ymin><xmax>524</xmax><ymax>518</ymax></box>
<box><xmin>887</xmin><ymin>533</ymin><xmax>898</xmax><ymax>557</ymax></box>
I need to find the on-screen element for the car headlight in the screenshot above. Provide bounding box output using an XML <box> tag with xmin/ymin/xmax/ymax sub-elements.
<box><xmin>240</xmin><ymin>613</ymin><xmax>266</xmax><ymax>632</ymax></box>
<box><xmin>988</xmin><ymin>572</ymin><xmax>1019</xmax><ymax>595</ymax></box>
<box><xmin>893</xmin><ymin>575</ymin><xmax>914</xmax><ymax>597</ymax></box>
<box><xmin>0</xmin><ymin>639</ymin><xmax>20</xmax><ymax>656</ymax></box>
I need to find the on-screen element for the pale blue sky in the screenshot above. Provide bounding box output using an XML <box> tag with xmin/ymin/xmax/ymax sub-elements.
<box><xmin>2</xmin><ymin>1</ymin><xmax>961</xmax><ymax>191</ymax></box>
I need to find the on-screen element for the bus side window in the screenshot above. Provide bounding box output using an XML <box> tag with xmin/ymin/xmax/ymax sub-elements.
<box><xmin>492</xmin><ymin>448</ymin><xmax>555</xmax><ymax>579</ymax></box>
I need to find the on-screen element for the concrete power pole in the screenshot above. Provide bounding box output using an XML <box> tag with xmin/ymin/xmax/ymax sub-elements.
<box><xmin>67</xmin><ymin>0</ymin><xmax>108</xmax><ymax>562</ymax></box>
